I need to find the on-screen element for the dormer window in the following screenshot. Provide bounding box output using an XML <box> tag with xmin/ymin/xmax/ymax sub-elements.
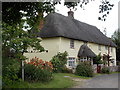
<box><xmin>70</xmin><ymin>39</ymin><xmax>74</xmax><ymax>49</ymax></box>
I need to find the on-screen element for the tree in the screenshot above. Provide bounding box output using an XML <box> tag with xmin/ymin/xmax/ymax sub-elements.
<box><xmin>93</xmin><ymin>53</ymin><xmax>103</xmax><ymax>66</ymax></box>
<box><xmin>2</xmin><ymin>2</ymin><xmax>57</xmax><ymax>80</ymax></box>
<box><xmin>112</xmin><ymin>29</ymin><xmax>120</xmax><ymax>65</ymax></box>
<box><xmin>50</xmin><ymin>51</ymin><xmax>68</xmax><ymax>72</ymax></box>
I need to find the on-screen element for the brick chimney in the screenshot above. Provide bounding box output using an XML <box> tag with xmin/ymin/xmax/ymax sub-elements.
<box><xmin>68</xmin><ymin>9</ymin><xmax>74</xmax><ymax>18</ymax></box>
<box><xmin>38</xmin><ymin>12</ymin><xmax>44</xmax><ymax>30</ymax></box>
<box><xmin>39</xmin><ymin>19</ymin><xmax>44</xmax><ymax>30</ymax></box>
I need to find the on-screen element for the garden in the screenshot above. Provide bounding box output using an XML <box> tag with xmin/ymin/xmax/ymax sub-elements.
<box><xmin>2</xmin><ymin>51</ymin><xmax>94</xmax><ymax>88</ymax></box>
<box><xmin>2</xmin><ymin>51</ymin><xmax>119</xmax><ymax>89</ymax></box>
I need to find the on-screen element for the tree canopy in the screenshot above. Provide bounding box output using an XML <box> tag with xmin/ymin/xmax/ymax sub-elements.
<box><xmin>2</xmin><ymin>0</ymin><xmax>114</xmax><ymax>26</ymax></box>
<box><xmin>112</xmin><ymin>29</ymin><xmax>120</xmax><ymax>65</ymax></box>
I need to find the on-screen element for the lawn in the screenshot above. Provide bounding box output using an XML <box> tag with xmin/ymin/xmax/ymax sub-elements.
<box><xmin>3</xmin><ymin>73</ymin><xmax>82</xmax><ymax>88</ymax></box>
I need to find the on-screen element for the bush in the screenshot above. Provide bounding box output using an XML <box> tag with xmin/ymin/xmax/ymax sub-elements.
<box><xmin>75</xmin><ymin>62</ymin><xmax>94</xmax><ymax>77</ymax></box>
<box><xmin>2</xmin><ymin>57</ymin><xmax>21</xmax><ymax>86</ymax></box>
<box><xmin>24</xmin><ymin>57</ymin><xmax>53</xmax><ymax>82</ymax></box>
<box><xmin>101</xmin><ymin>67</ymin><xmax>110</xmax><ymax>74</ymax></box>
<box><xmin>61</xmin><ymin>66</ymin><xmax>73</xmax><ymax>73</ymax></box>
<box><xmin>50</xmin><ymin>51</ymin><xmax>68</xmax><ymax>73</ymax></box>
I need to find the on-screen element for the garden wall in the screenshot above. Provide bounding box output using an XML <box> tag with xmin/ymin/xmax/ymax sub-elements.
<box><xmin>108</xmin><ymin>66</ymin><xmax>119</xmax><ymax>72</ymax></box>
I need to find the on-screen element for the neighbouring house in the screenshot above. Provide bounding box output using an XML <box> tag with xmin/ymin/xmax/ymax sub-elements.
<box><xmin>24</xmin><ymin>10</ymin><xmax>117</xmax><ymax>68</ymax></box>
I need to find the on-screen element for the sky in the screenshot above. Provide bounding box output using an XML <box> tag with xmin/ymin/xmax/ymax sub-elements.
<box><xmin>53</xmin><ymin>0</ymin><xmax>119</xmax><ymax>38</ymax></box>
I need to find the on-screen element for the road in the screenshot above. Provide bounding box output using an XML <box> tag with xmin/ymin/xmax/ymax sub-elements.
<box><xmin>73</xmin><ymin>73</ymin><xmax>119</xmax><ymax>88</ymax></box>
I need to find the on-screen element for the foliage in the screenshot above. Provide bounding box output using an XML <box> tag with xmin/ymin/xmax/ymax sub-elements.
<box><xmin>50</xmin><ymin>51</ymin><xmax>68</xmax><ymax>72</ymax></box>
<box><xmin>64</xmin><ymin>0</ymin><xmax>114</xmax><ymax>21</ymax></box>
<box><xmin>75</xmin><ymin>62</ymin><xmax>94</xmax><ymax>77</ymax></box>
<box><xmin>93</xmin><ymin>53</ymin><xmax>103</xmax><ymax>65</ymax></box>
<box><xmin>61</xmin><ymin>66</ymin><xmax>73</xmax><ymax>73</ymax></box>
<box><xmin>2</xmin><ymin>2</ymin><xmax>57</xmax><ymax>81</ymax></box>
<box><xmin>2</xmin><ymin>1</ymin><xmax>114</xmax><ymax>26</ymax></box>
<box><xmin>112</xmin><ymin>29</ymin><xmax>120</xmax><ymax>65</ymax></box>
<box><xmin>2</xmin><ymin>73</ymin><xmax>75</xmax><ymax>88</ymax></box>
<box><xmin>2</xmin><ymin>2</ymin><xmax>57</xmax><ymax>26</ymax></box>
<box><xmin>2</xmin><ymin>57</ymin><xmax>21</xmax><ymax>86</ymax></box>
<box><xmin>24</xmin><ymin>57</ymin><xmax>53</xmax><ymax>82</ymax></box>
<box><xmin>101</xmin><ymin>67</ymin><xmax>110</xmax><ymax>74</ymax></box>
<box><xmin>2</xmin><ymin>21</ymin><xmax>45</xmax><ymax>59</ymax></box>
<box><xmin>98</xmin><ymin>0</ymin><xmax>114</xmax><ymax>21</ymax></box>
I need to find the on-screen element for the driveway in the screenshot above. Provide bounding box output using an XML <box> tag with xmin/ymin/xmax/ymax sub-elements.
<box><xmin>73</xmin><ymin>73</ymin><xmax>119</xmax><ymax>88</ymax></box>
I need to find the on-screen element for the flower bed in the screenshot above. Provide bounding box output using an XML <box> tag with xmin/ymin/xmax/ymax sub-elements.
<box><xmin>24</xmin><ymin>57</ymin><xmax>53</xmax><ymax>82</ymax></box>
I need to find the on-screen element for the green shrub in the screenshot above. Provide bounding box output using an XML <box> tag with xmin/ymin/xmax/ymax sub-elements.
<box><xmin>101</xmin><ymin>67</ymin><xmax>110</xmax><ymax>74</ymax></box>
<box><xmin>61</xmin><ymin>66</ymin><xmax>73</xmax><ymax>73</ymax></box>
<box><xmin>24</xmin><ymin>57</ymin><xmax>53</xmax><ymax>82</ymax></box>
<box><xmin>50</xmin><ymin>51</ymin><xmax>68</xmax><ymax>73</ymax></box>
<box><xmin>75</xmin><ymin>62</ymin><xmax>94</xmax><ymax>77</ymax></box>
<box><xmin>2</xmin><ymin>57</ymin><xmax>21</xmax><ymax>86</ymax></box>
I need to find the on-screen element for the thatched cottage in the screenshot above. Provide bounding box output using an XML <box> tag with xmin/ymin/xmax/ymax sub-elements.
<box><xmin>24</xmin><ymin>10</ymin><xmax>116</xmax><ymax>68</ymax></box>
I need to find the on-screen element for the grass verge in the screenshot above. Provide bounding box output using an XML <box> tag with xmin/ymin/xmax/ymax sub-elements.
<box><xmin>60</xmin><ymin>73</ymin><xmax>91</xmax><ymax>79</ymax></box>
<box><xmin>3</xmin><ymin>73</ymin><xmax>76</xmax><ymax>88</ymax></box>
<box><xmin>94</xmin><ymin>71</ymin><xmax>119</xmax><ymax>76</ymax></box>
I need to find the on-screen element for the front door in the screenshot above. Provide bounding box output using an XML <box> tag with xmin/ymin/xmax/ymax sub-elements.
<box><xmin>97</xmin><ymin>65</ymin><xmax>101</xmax><ymax>73</ymax></box>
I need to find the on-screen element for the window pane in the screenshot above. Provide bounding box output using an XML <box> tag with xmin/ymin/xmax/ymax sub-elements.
<box><xmin>70</xmin><ymin>39</ymin><xmax>74</xmax><ymax>48</ymax></box>
<box><xmin>98</xmin><ymin>44</ymin><xmax>101</xmax><ymax>51</ymax></box>
<box><xmin>111</xmin><ymin>47</ymin><xmax>113</xmax><ymax>52</ymax></box>
<box><xmin>68</xmin><ymin>57</ymin><xmax>75</xmax><ymax>66</ymax></box>
<box><xmin>105</xmin><ymin>46</ymin><xmax>108</xmax><ymax>50</ymax></box>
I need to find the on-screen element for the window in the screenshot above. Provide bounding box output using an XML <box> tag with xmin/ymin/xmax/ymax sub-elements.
<box><xmin>70</xmin><ymin>39</ymin><xmax>74</xmax><ymax>49</ymax></box>
<box><xmin>98</xmin><ymin>44</ymin><xmax>101</xmax><ymax>51</ymax></box>
<box><xmin>79</xmin><ymin>57</ymin><xmax>87</xmax><ymax>62</ymax></box>
<box><xmin>84</xmin><ymin>42</ymin><xmax>87</xmax><ymax>45</ymax></box>
<box><xmin>105</xmin><ymin>46</ymin><xmax>108</xmax><ymax>50</ymax></box>
<box><xmin>111</xmin><ymin>47</ymin><xmax>113</xmax><ymax>52</ymax></box>
<box><xmin>68</xmin><ymin>57</ymin><xmax>75</xmax><ymax>67</ymax></box>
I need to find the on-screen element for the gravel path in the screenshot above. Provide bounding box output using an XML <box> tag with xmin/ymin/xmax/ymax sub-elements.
<box><xmin>72</xmin><ymin>73</ymin><xmax>119</xmax><ymax>88</ymax></box>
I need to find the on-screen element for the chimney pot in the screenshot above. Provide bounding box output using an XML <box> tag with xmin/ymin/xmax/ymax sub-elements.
<box><xmin>68</xmin><ymin>9</ymin><xmax>74</xmax><ymax>18</ymax></box>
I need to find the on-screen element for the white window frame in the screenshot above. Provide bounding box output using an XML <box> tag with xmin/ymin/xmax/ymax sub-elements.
<box><xmin>98</xmin><ymin>44</ymin><xmax>101</xmax><ymax>51</ymax></box>
<box><xmin>70</xmin><ymin>39</ymin><xmax>74</xmax><ymax>49</ymax></box>
<box><xmin>68</xmin><ymin>57</ymin><xmax>75</xmax><ymax>67</ymax></box>
<box><xmin>111</xmin><ymin>47</ymin><xmax>113</xmax><ymax>52</ymax></box>
<box><xmin>80</xmin><ymin>57</ymin><xmax>87</xmax><ymax>62</ymax></box>
<box><xmin>105</xmin><ymin>46</ymin><xmax>108</xmax><ymax>50</ymax></box>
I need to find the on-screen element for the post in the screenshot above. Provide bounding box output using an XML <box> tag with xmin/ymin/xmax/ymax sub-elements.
<box><xmin>21</xmin><ymin>60</ymin><xmax>24</xmax><ymax>81</ymax></box>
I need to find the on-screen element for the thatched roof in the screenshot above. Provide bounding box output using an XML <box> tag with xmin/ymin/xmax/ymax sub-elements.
<box><xmin>38</xmin><ymin>12</ymin><xmax>116</xmax><ymax>47</ymax></box>
<box><xmin>78</xmin><ymin>44</ymin><xmax>96</xmax><ymax>58</ymax></box>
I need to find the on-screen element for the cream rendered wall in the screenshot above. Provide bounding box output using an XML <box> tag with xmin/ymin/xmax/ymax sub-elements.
<box><xmin>24</xmin><ymin>37</ymin><xmax>60</xmax><ymax>61</ymax></box>
<box><xmin>58</xmin><ymin>37</ymin><xmax>116</xmax><ymax>66</ymax></box>
<box><xmin>58</xmin><ymin>37</ymin><xmax>84</xmax><ymax>67</ymax></box>
<box><xmin>88</xmin><ymin>43</ymin><xmax>116</xmax><ymax>66</ymax></box>
<box><xmin>24</xmin><ymin>37</ymin><xmax>116</xmax><ymax>66</ymax></box>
